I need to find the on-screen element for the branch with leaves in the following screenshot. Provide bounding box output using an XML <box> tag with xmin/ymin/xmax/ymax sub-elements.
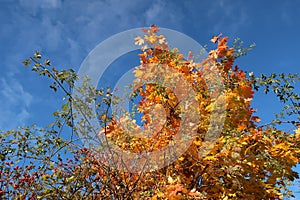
<box><xmin>0</xmin><ymin>25</ymin><xmax>299</xmax><ymax>199</ymax></box>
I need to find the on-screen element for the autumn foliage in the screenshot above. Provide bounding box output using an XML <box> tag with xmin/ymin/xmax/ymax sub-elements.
<box><xmin>1</xmin><ymin>25</ymin><xmax>300</xmax><ymax>199</ymax></box>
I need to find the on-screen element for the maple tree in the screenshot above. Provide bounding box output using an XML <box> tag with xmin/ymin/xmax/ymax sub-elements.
<box><xmin>1</xmin><ymin>25</ymin><xmax>300</xmax><ymax>199</ymax></box>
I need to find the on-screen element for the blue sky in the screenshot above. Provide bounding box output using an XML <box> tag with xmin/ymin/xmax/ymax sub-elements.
<box><xmin>0</xmin><ymin>0</ymin><xmax>299</xmax><ymax>197</ymax></box>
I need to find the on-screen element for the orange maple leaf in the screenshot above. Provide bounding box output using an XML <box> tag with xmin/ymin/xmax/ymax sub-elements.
<box><xmin>210</xmin><ymin>33</ymin><xmax>222</xmax><ymax>43</ymax></box>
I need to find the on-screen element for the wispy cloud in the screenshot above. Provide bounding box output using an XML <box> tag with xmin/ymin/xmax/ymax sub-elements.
<box><xmin>0</xmin><ymin>0</ymin><xmax>151</xmax><ymax>130</ymax></box>
<box><xmin>1</xmin><ymin>78</ymin><xmax>32</xmax><ymax>107</ymax></box>
<box><xmin>145</xmin><ymin>0</ymin><xmax>166</xmax><ymax>23</ymax></box>
<box><xmin>206</xmin><ymin>0</ymin><xmax>249</xmax><ymax>35</ymax></box>
<box><xmin>19</xmin><ymin>0</ymin><xmax>62</xmax><ymax>13</ymax></box>
<box><xmin>143</xmin><ymin>0</ymin><xmax>185</xmax><ymax>31</ymax></box>
<box><xmin>0</xmin><ymin>78</ymin><xmax>33</xmax><ymax>130</ymax></box>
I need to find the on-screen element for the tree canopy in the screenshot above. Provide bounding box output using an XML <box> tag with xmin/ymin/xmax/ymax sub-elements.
<box><xmin>1</xmin><ymin>25</ymin><xmax>300</xmax><ymax>199</ymax></box>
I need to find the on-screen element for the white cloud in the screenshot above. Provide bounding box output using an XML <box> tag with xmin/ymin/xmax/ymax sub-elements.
<box><xmin>212</xmin><ymin>8</ymin><xmax>249</xmax><ymax>35</ymax></box>
<box><xmin>0</xmin><ymin>0</ymin><xmax>187</xmax><ymax>131</ymax></box>
<box><xmin>143</xmin><ymin>0</ymin><xmax>185</xmax><ymax>30</ymax></box>
<box><xmin>0</xmin><ymin>0</ymin><xmax>150</xmax><ymax>131</ymax></box>
<box><xmin>206</xmin><ymin>1</ymin><xmax>249</xmax><ymax>34</ymax></box>
<box><xmin>39</xmin><ymin>17</ymin><xmax>65</xmax><ymax>51</ymax></box>
<box><xmin>145</xmin><ymin>0</ymin><xmax>165</xmax><ymax>22</ymax></box>
<box><xmin>0</xmin><ymin>78</ymin><xmax>33</xmax><ymax>130</ymax></box>
<box><xmin>0</xmin><ymin>78</ymin><xmax>33</xmax><ymax>107</ymax></box>
<box><xmin>19</xmin><ymin>0</ymin><xmax>62</xmax><ymax>13</ymax></box>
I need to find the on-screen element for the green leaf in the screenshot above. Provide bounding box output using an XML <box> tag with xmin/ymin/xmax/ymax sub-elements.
<box><xmin>62</xmin><ymin>103</ymin><xmax>69</xmax><ymax>111</ymax></box>
<box><xmin>45</xmin><ymin>59</ymin><xmax>51</xmax><ymax>66</ymax></box>
<box><xmin>22</xmin><ymin>59</ymin><xmax>31</xmax><ymax>66</ymax></box>
<box><xmin>34</xmin><ymin>51</ymin><xmax>42</xmax><ymax>59</ymax></box>
<box><xmin>66</xmin><ymin>175</ymin><xmax>75</xmax><ymax>183</ymax></box>
<box><xmin>49</xmin><ymin>83</ymin><xmax>57</xmax><ymax>92</ymax></box>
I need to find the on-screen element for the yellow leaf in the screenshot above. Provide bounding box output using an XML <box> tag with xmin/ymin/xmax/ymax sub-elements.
<box><xmin>295</xmin><ymin>127</ymin><xmax>300</xmax><ymax>135</ymax></box>
<box><xmin>168</xmin><ymin>176</ymin><xmax>175</xmax><ymax>184</ymax></box>
<box><xmin>157</xmin><ymin>191</ymin><xmax>164</xmax><ymax>197</ymax></box>
<box><xmin>145</xmin><ymin>35</ymin><xmax>156</xmax><ymax>44</ymax></box>
<box><xmin>41</xmin><ymin>174</ymin><xmax>49</xmax><ymax>181</ymax></box>
<box><xmin>205</xmin><ymin>104</ymin><xmax>212</xmax><ymax>112</ymax></box>
<box><xmin>178</xmin><ymin>157</ymin><xmax>184</xmax><ymax>161</ymax></box>
<box><xmin>134</xmin><ymin>68</ymin><xmax>143</xmax><ymax>78</ymax></box>
<box><xmin>203</xmin><ymin>155</ymin><xmax>217</xmax><ymax>162</ymax></box>
<box><xmin>193</xmin><ymin>140</ymin><xmax>202</xmax><ymax>146</ymax></box>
